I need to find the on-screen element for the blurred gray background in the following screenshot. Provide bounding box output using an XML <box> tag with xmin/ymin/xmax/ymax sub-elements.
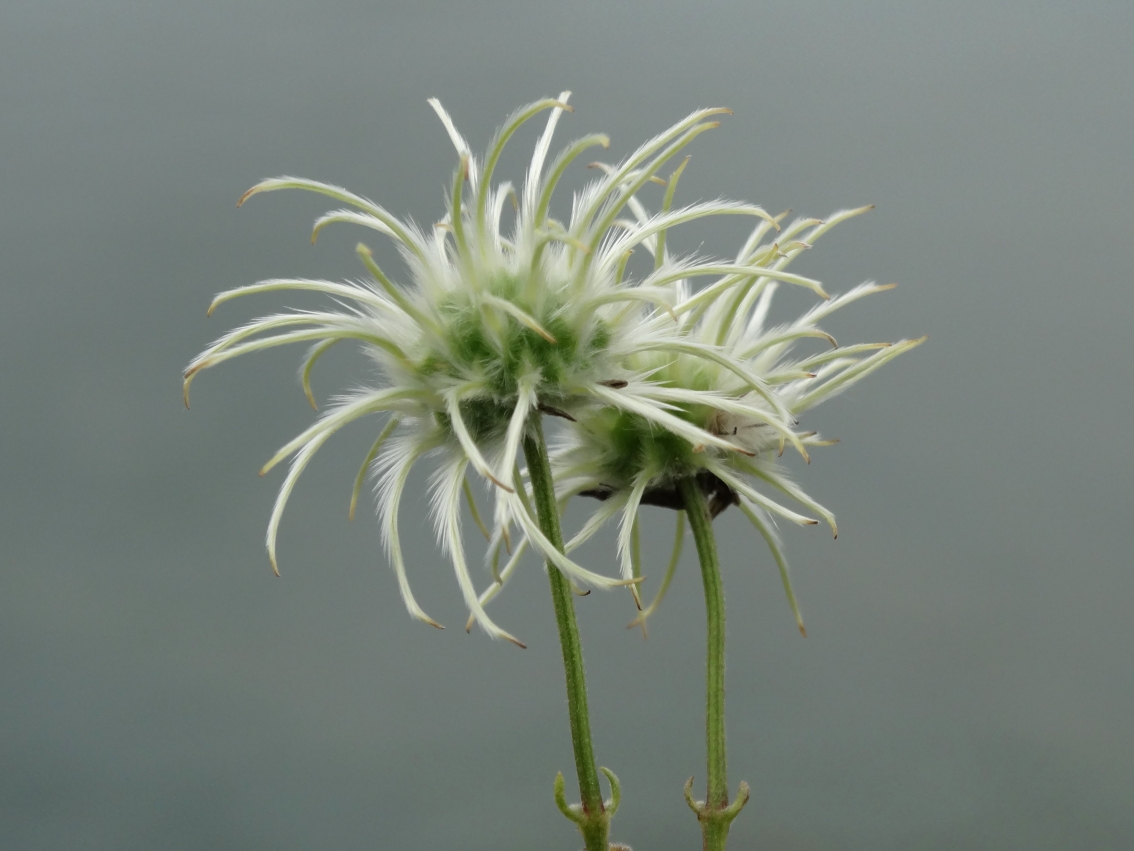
<box><xmin>2</xmin><ymin>1</ymin><xmax>1131</xmax><ymax>849</ymax></box>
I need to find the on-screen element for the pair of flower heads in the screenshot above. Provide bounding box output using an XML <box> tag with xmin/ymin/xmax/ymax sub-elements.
<box><xmin>185</xmin><ymin>92</ymin><xmax>923</xmax><ymax>648</ymax></box>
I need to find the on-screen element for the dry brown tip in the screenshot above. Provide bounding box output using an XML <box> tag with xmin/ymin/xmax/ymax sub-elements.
<box><xmin>537</xmin><ymin>404</ymin><xmax>577</xmax><ymax>422</ymax></box>
<box><xmin>236</xmin><ymin>186</ymin><xmax>257</xmax><ymax>207</ymax></box>
<box><xmin>485</xmin><ymin>472</ymin><xmax>515</xmax><ymax>493</ymax></box>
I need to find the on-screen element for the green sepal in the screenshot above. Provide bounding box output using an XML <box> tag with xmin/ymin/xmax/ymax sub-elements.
<box><xmin>553</xmin><ymin>771</ymin><xmax>586</xmax><ymax>825</ymax></box>
<box><xmin>600</xmin><ymin>766</ymin><xmax>622</xmax><ymax>817</ymax></box>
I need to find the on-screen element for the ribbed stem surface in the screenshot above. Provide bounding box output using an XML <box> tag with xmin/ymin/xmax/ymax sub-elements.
<box><xmin>680</xmin><ymin>477</ymin><xmax>734</xmax><ymax>851</ymax></box>
<box><xmin>523</xmin><ymin>418</ymin><xmax>608</xmax><ymax>851</ymax></box>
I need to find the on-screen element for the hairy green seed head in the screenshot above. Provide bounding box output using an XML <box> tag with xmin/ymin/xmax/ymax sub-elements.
<box><xmin>575</xmin><ymin>350</ymin><xmax>731</xmax><ymax>486</ymax></box>
<box><xmin>420</xmin><ymin>272</ymin><xmax>613</xmax><ymax>440</ymax></box>
<box><xmin>584</xmin><ymin>400</ymin><xmax>715</xmax><ymax>486</ymax></box>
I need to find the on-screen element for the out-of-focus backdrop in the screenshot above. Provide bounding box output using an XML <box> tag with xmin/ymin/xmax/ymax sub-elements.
<box><xmin>2</xmin><ymin>2</ymin><xmax>1131</xmax><ymax>849</ymax></box>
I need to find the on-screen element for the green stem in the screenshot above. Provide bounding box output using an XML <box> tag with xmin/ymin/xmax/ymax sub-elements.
<box><xmin>679</xmin><ymin>477</ymin><xmax>748</xmax><ymax>851</ymax></box>
<box><xmin>523</xmin><ymin>417</ymin><xmax>609</xmax><ymax>851</ymax></box>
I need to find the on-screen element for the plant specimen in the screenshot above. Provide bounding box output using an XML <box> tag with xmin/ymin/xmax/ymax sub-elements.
<box><xmin>186</xmin><ymin>93</ymin><xmax>799</xmax><ymax>850</ymax></box>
